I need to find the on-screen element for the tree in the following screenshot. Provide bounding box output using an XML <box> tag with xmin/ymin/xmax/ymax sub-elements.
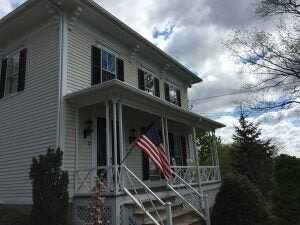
<box><xmin>219</xmin><ymin>144</ymin><xmax>234</xmax><ymax>176</ymax></box>
<box><xmin>30</xmin><ymin>148</ymin><xmax>69</xmax><ymax>225</ymax></box>
<box><xmin>257</xmin><ymin>0</ymin><xmax>300</xmax><ymax>17</ymax></box>
<box><xmin>211</xmin><ymin>174</ymin><xmax>273</xmax><ymax>225</ymax></box>
<box><xmin>231</xmin><ymin>112</ymin><xmax>277</xmax><ymax>195</ymax></box>
<box><xmin>197</xmin><ymin>132</ymin><xmax>221</xmax><ymax>165</ymax></box>
<box><xmin>88</xmin><ymin>180</ymin><xmax>108</xmax><ymax>225</ymax></box>
<box><xmin>272</xmin><ymin>154</ymin><xmax>300</xmax><ymax>225</ymax></box>
<box><xmin>228</xmin><ymin>0</ymin><xmax>300</xmax><ymax>110</ymax></box>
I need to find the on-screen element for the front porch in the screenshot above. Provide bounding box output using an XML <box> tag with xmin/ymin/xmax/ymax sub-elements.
<box><xmin>65</xmin><ymin>80</ymin><xmax>223</xmax><ymax>225</ymax></box>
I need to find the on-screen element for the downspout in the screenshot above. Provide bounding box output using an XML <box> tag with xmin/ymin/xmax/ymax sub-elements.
<box><xmin>57</xmin><ymin>10</ymin><xmax>68</xmax><ymax>155</ymax></box>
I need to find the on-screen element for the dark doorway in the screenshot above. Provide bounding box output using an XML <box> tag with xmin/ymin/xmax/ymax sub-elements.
<box><xmin>97</xmin><ymin>118</ymin><xmax>107</xmax><ymax>167</ymax></box>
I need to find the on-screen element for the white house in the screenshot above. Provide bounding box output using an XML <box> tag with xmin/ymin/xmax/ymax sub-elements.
<box><xmin>0</xmin><ymin>0</ymin><xmax>224</xmax><ymax>225</ymax></box>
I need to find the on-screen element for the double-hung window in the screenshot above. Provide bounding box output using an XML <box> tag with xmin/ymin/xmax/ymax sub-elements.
<box><xmin>101</xmin><ymin>49</ymin><xmax>116</xmax><ymax>82</ymax></box>
<box><xmin>5</xmin><ymin>53</ymin><xmax>20</xmax><ymax>95</ymax></box>
<box><xmin>164</xmin><ymin>82</ymin><xmax>181</xmax><ymax>107</ymax></box>
<box><xmin>0</xmin><ymin>48</ymin><xmax>27</xmax><ymax>99</ymax></box>
<box><xmin>138</xmin><ymin>68</ymin><xmax>160</xmax><ymax>97</ymax></box>
<box><xmin>91</xmin><ymin>46</ymin><xmax>124</xmax><ymax>85</ymax></box>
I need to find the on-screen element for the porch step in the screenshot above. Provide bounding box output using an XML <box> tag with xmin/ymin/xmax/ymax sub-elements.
<box><xmin>142</xmin><ymin>208</ymin><xmax>200</xmax><ymax>225</ymax></box>
<box><xmin>129</xmin><ymin>195</ymin><xmax>206</xmax><ymax>225</ymax></box>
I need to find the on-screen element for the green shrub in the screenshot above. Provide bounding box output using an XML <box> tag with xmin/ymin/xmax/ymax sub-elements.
<box><xmin>273</xmin><ymin>154</ymin><xmax>300</xmax><ymax>225</ymax></box>
<box><xmin>211</xmin><ymin>173</ymin><xmax>273</xmax><ymax>225</ymax></box>
<box><xmin>0</xmin><ymin>207</ymin><xmax>31</xmax><ymax>225</ymax></box>
<box><xmin>29</xmin><ymin>148</ymin><xmax>69</xmax><ymax>225</ymax></box>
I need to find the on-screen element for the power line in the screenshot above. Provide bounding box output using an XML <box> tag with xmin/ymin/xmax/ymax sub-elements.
<box><xmin>190</xmin><ymin>82</ymin><xmax>300</xmax><ymax>103</ymax></box>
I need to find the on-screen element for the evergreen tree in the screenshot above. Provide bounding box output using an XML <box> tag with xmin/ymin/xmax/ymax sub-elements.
<box><xmin>30</xmin><ymin>148</ymin><xmax>69</xmax><ymax>225</ymax></box>
<box><xmin>211</xmin><ymin>174</ymin><xmax>273</xmax><ymax>225</ymax></box>
<box><xmin>273</xmin><ymin>154</ymin><xmax>300</xmax><ymax>225</ymax></box>
<box><xmin>231</xmin><ymin>112</ymin><xmax>277</xmax><ymax>195</ymax></box>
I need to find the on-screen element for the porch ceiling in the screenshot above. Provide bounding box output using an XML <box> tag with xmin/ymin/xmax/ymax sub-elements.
<box><xmin>64</xmin><ymin>80</ymin><xmax>225</xmax><ymax>130</ymax></box>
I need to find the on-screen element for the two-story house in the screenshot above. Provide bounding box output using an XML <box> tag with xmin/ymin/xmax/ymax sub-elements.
<box><xmin>0</xmin><ymin>0</ymin><xmax>224</xmax><ymax>225</ymax></box>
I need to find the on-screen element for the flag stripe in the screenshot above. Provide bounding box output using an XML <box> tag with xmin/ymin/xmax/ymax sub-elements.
<box><xmin>136</xmin><ymin>142</ymin><xmax>164</xmax><ymax>172</ymax></box>
<box><xmin>136</xmin><ymin>139</ymin><xmax>164</xmax><ymax>172</ymax></box>
<box><xmin>135</xmin><ymin>127</ymin><xmax>172</xmax><ymax>180</ymax></box>
<box><xmin>139</xmin><ymin>137</ymin><xmax>161</xmax><ymax>161</ymax></box>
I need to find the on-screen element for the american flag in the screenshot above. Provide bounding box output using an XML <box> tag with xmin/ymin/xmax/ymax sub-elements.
<box><xmin>135</xmin><ymin>126</ymin><xmax>172</xmax><ymax>180</ymax></box>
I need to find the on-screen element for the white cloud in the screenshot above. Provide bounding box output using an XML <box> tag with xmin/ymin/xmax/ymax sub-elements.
<box><xmin>0</xmin><ymin>0</ymin><xmax>14</xmax><ymax>16</ymax></box>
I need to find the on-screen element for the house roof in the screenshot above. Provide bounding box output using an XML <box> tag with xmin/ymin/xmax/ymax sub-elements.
<box><xmin>0</xmin><ymin>0</ymin><xmax>202</xmax><ymax>85</ymax></box>
<box><xmin>65</xmin><ymin>79</ymin><xmax>225</xmax><ymax>130</ymax></box>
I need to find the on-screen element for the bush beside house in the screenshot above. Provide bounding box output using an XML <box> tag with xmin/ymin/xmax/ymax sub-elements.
<box><xmin>0</xmin><ymin>206</ymin><xmax>31</xmax><ymax>225</ymax></box>
<box><xmin>211</xmin><ymin>174</ymin><xmax>273</xmax><ymax>225</ymax></box>
<box><xmin>30</xmin><ymin>148</ymin><xmax>69</xmax><ymax>225</ymax></box>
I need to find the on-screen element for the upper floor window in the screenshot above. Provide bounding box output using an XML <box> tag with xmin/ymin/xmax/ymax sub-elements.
<box><xmin>102</xmin><ymin>50</ymin><xmax>116</xmax><ymax>81</ymax></box>
<box><xmin>0</xmin><ymin>48</ymin><xmax>27</xmax><ymax>99</ymax></box>
<box><xmin>91</xmin><ymin>46</ymin><xmax>124</xmax><ymax>85</ymax></box>
<box><xmin>164</xmin><ymin>83</ymin><xmax>181</xmax><ymax>107</ymax></box>
<box><xmin>138</xmin><ymin>68</ymin><xmax>160</xmax><ymax>97</ymax></box>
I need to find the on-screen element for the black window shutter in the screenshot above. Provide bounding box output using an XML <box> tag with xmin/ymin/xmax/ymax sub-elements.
<box><xmin>154</xmin><ymin>77</ymin><xmax>160</xmax><ymax>97</ymax></box>
<box><xmin>17</xmin><ymin>48</ymin><xmax>27</xmax><ymax>92</ymax></box>
<box><xmin>0</xmin><ymin>59</ymin><xmax>7</xmax><ymax>99</ymax></box>
<box><xmin>91</xmin><ymin>46</ymin><xmax>101</xmax><ymax>85</ymax></box>
<box><xmin>117</xmin><ymin>58</ymin><xmax>124</xmax><ymax>81</ymax></box>
<box><xmin>164</xmin><ymin>83</ymin><xmax>170</xmax><ymax>102</ymax></box>
<box><xmin>141</xmin><ymin>126</ymin><xmax>150</xmax><ymax>180</ymax></box>
<box><xmin>176</xmin><ymin>90</ymin><xmax>181</xmax><ymax>107</ymax></box>
<box><xmin>138</xmin><ymin>69</ymin><xmax>145</xmax><ymax>91</ymax></box>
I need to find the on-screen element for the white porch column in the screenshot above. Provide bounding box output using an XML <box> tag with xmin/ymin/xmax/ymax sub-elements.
<box><xmin>118</xmin><ymin>102</ymin><xmax>124</xmax><ymax>163</ymax></box>
<box><xmin>161</xmin><ymin>114</ymin><xmax>166</xmax><ymax>152</ymax></box>
<box><xmin>112</xmin><ymin>99</ymin><xmax>120</xmax><ymax>225</ymax></box>
<box><xmin>74</xmin><ymin>108</ymin><xmax>79</xmax><ymax>193</ymax></box>
<box><xmin>105</xmin><ymin>101</ymin><xmax>111</xmax><ymax>190</ymax></box>
<box><xmin>112</xmin><ymin>99</ymin><xmax>118</xmax><ymax>192</ymax></box>
<box><xmin>192</xmin><ymin>128</ymin><xmax>203</xmax><ymax>193</ymax></box>
<box><xmin>164</xmin><ymin>115</ymin><xmax>171</xmax><ymax>162</ymax></box>
<box><xmin>118</xmin><ymin>102</ymin><xmax>125</xmax><ymax>189</ymax></box>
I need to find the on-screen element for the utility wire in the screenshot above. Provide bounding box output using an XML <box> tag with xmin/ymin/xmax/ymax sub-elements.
<box><xmin>190</xmin><ymin>82</ymin><xmax>300</xmax><ymax>103</ymax></box>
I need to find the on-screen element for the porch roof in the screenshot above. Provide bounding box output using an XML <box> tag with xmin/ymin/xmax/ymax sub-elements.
<box><xmin>64</xmin><ymin>80</ymin><xmax>225</xmax><ymax>131</ymax></box>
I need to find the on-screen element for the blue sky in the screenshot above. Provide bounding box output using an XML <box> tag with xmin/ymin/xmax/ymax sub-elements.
<box><xmin>1</xmin><ymin>0</ymin><xmax>300</xmax><ymax>157</ymax></box>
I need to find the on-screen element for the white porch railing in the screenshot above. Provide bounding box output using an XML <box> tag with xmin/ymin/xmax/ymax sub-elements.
<box><xmin>74</xmin><ymin>166</ymin><xmax>121</xmax><ymax>195</ymax></box>
<box><xmin>171</xmin><ymin>166</ymin><xmax>221</xmax><ymax>187</ymax></box>
<box><xmin>74</xmin><ymin>166</ymin><xmax>221</xmax><ymax>195</ymax></box>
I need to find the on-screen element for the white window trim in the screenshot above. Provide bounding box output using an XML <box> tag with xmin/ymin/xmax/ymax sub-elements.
<box><xmin>166</xmin><ymin>81</ymin><xmax>180</xmax><ymax>106</ymax></box>
<box><xmin>101</xmin><ymin>49</ymin><xmax>117</xmax><ymax>75</ymax></box>
<box><xmin>2</xmin><ymin>48</ymin><xmax>23</xmax><ymax>98</ymax></box>
<box><xmin>140</xmin><ymin>67</ymin><xmax>159</xmax><ymax>96</ymax></box>
<box><xmin>96</xmin><ymin>44</ymin><xmax>119</xmax><ymax>83</ymax></box>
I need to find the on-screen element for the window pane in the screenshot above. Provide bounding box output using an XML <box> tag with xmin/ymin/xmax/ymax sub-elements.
<box><xmin>102</xmin><ymin>51</ymin><xmax>108</xmax><ymax>70</ymax></box>
<box><xmin>107</xmin><ymin>54</ymin><xmax>115</xmax><ymax>73</ymax></box>
<box><xmin>144</xmin><ymin>72</ymin><xmax>155</xmax><ymax>95</ymax></box>
<box><xmin>4</xmin><ymin>53</ymin><xmax>20</xmax><ymax>95</ymax></box>
<box><xmin>169</xmin><ymin>85</ymin><xmax>178</xmax><ymax>105</ymax></box>
<box><xmin>12</xmin><ymin>53</ymin><xmax>19</xmax><ymax>76</ymax></box>
<box><xmin>102</xmin><ymin>50</ymin><xmax>115</xmax><ymax>74</ymax></box>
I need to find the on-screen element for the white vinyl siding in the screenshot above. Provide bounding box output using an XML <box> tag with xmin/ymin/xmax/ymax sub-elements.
<box><xmin>66</xmin><ymin>21</ymin><xmax>189</xmax><ymax>110</ymax></box>
<box><xmin>0</xmin><ymin>21</ymin><xmax>60</xmax><ymax>205</ymax></box>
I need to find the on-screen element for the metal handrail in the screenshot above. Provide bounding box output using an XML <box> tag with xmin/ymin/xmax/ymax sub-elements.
<box><xmin>122</xmin><ymin>165</ymin><xmax>166</xmax><ymax>206</ymax></box>
<box><xmin>121</xmin><ymin>165</ymin><xmax>172</xmax><ymax>225</ymax></box>
<box><xmin>167</xmin><ymin>184</ymin><xmax>205</xmax><ymax>218</ymax></box>
<box><xmin>167</xmin><ymin>170</ymin><xmax>207</xmax><ymax>220</ymax></box>
<box><xmin>171</xmin><ymin>170</ymin><xmax>204</xmax><ymax>198</ymax></box>
<box><xmin>123</xmin><ymin>187</ymin><xmax>161</xmax><ymax>225</ymax></box>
